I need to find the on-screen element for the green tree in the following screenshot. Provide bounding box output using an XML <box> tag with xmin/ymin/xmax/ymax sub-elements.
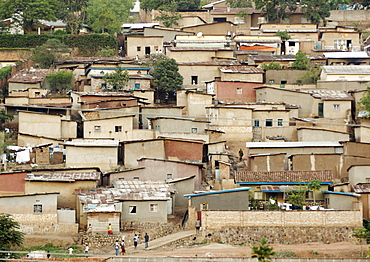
<box><xmin>87</xmin><ymin>0</ymin><xmax>134</xmax><ymax>33</ymax></box>
<box><xmin>253</xmin><ymin>0</ymin><xmax>297</xmax><ymax>23</ymax></box>
<box><xmin>358</xmin><ymin>86</ymin><xmax>370</xmax><ymax>119</ymax></box>
<box><xmin>103</xmin><ymin>67</ymin><xmax>130</xmax><ymax>91</ymax></box>
<box><xmin>153</xmin><ymin>58</ymin><xmax>183</xmax><ymax>93</ymax></box>
<box><xmin>307</xmin><ymin>179</ymin><xmax>322</xmax><ymax>205</ymax></box>
<box><xmin>30</xmin><ymin>39</ymin><xmax>70</xmax><ymax>68</ymax></box>
<box><xmin>155</xmin><ymin>10</ymin><xmax>182</xmax><ymax>27</ymax></box>
<box><xmin>251</xmin><ymin>237</ymin><xmax>276</xmax><ymax>262</ymax></box>
<box><xmin>260</xmin><ymin>61</ymin><xmax>282</xmax><ymax>70</ymax></box>
<box><xmin>96</xmin><ymin>48</ymin><xmax>116</xmax><ymax>57</ymax></box>
<box><xmin>141</xmin><ymin>0</ymin><xmax>200</xmax><ymax>11</ymax></box>
<box><xmin>44</xmin><ymin>70</ymin><xmax>74</xmax><ymax>94</ymax></box>
<box><xmin>0</xmin><ymin>214</ymin><xmax>24</xmax><ymax>259</ymax></box>
<box><xmin>227</xmin><ymin>0</ymin><xmax>253</xmax><ymax>7</ymax></box>
<box><xmin>56</xmin><ymin>0</ymin><xmax>88</xmax><ymax>34</ymax></box>
<box><xmin>0</xmin><ymin>0</ymin><xmax>58</xmax><ymax>32</ymax></box>
<box><xmin>236</xmin><ymin>9</ymin><xmax>250</xmax><ymax>24</ymax></box>
<box><xmin>297</xmin><ymin>67</ymin><xmax>321</xmax><ymax>84</ymax></box>
<box><xmin>300</xmin><ymin>0</ymin><xmax>330</xmax><ymax>24</ymax></box>
<box><xmin>276</xmin><ymin>30</ymin><xmax>291</xmax><ymax>55</ymax></box>
<box><xmin>0</xmin><ymin>111</ymin><xmax>14</xmax><ymax>132</ymax></box>
<box><xmin>291</xmin><ymin>50</ymin><xmax>310</xmax><ymax>70</ymax></box>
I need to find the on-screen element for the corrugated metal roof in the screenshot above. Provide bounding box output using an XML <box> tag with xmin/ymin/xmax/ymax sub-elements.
<box><xmin>26</xmin><ymin>172</ymin><xmax>100</xmax><ymax>181</ymax></box>
<box><xmin>235</xmin><ymin>170</ymin><xmax>333</xmax><ymax>183</ymax></box>
<box><xmin>167</xmin><ymin>47</ymin><xmax>233</xmax><ymax>51</ymax></box>
<box><xmin>353</xmin><ymin>184</ymin><xmax>370</xmax><ymax>193</ymax></box>
<box><xmin>246</xmin><ymin>141</ymin><xmax>342</xmax><ymax>148</ymax></box>
<box><xmin>220</xmin><ymin>66</ymin><xmax>264</xmax><ymax>74</ymax></box>
<box><xmin>323</xmin><ymin>51</ymin><xmax>370</xmax><ymax>59</ymax></box>
<box><xmin>9</xmin><ymin>69</ymin><xmax>63</xmax><ymax>83</ymax></box>
<box><xmin>305</xmin><ymin>90</ymin><xmax>353</xmax><ymax>101</ymax></box>
<box><xmin>321</xmin><ymin>65</ymin><xmax>370</xmax><ymax>74</ymax></box>
<box><xmin>184</xmin><ymin>187</ymin><xmax>250</xmax><ymax>197</ymax></box>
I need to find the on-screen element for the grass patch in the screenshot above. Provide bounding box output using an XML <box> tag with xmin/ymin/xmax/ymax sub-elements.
<box><xmin>276</xmin><ymin>249</ymin><xmax>300</xmax><ymax>258</ymax></box>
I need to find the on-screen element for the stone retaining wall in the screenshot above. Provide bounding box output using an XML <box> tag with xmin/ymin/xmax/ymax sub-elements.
<box><xmin>202</xmin><ymin>226</ymin><xmax>358</xmax><ymax>245</ymax></box>
<box><xmin>82</xmin><ymin>221</ymin><xmax>182</xmax><ymax>248</ymax></box>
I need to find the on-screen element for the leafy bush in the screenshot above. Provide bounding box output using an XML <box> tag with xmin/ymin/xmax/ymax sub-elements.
<box><xmin>260</xmin><ymin>61</ymin><xmax>282</xmax><ymax>70</ymax></box>
<box><xmin>0</xmin><ymin>34</ymin><xmax>117</xmax><ymax>56</ymax></box>
<box><xmin>276</xmin><ymin>250</ymin><xmax>299</xmax><ymax>258</ymax></box>
<box><xmin>0</xmin><ymin>66</ymin><xmax>12</xmax><ymax>80</ymax></box>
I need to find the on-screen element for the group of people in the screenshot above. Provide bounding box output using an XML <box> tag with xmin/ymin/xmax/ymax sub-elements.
<box><xmin>86</xmin><ymin>223</ymin><xmax>151</xmax><ymax>255</ymax></box>
<box><xmin>114</xmin><ymin>233</ymin><xmax>150</xmax><ymax>255</ymax></box>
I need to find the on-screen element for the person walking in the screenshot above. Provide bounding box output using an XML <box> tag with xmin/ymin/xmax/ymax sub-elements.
<box><xmin>195</xmin><ymin>220</ymin><xmax>201</xmax><ymax>233</ymax></box>
<box><xmin>133</xmin><ymin>234</ymin><xmax>138</xmax><ymax>249</ymax></box>
<box><xmin>144</xmin><ymin>233</ymin><xmax>149</xmax><ymax>248</ymax></box>
<box><xmin>87</xmin><ymin>224</ymin><xmax>92</xmax><ymax>235</ymax></box>
<box><xmin>114</xmin><ymin>241</ymin><xmax>120</xmax><ymax>256</ymax></box>
<box><xmin>84</xmin><ymin>244</ymin><xmax>89</xmax><ymax>257</ymax></box>
<box><xmin>120</xmin><ymin>240</ymin><xmax>126</xmax><ymax>254</ymax></box>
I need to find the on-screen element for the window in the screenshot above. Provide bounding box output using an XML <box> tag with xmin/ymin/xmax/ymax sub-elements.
<box><xmin>167</xmin><ymin>174</ymin><xmax>173</xmax><ymax>179</ymax></box>
<box><xmin>269</xmin><ymin>80</ymin><xmax>274</xmax><ymax>84</ymax></box>
<box><xmin>150</xmin><ymin>204</ymin><xmax>158</xmax><ymax>212</ymax></box>
<box><xmin>191</xmin><ymin>76</ymin><xmax>198</xmax><ymax>85</ymax></box>
<box><xmin>115</xmin><ymin>126</ymin><xmax>122</xmax><ymax>132</ymax></box>
<box><xmin>133</xmin><ymin>177</ymin><xmax>139</xmax><ymax>181</ymax></box>
<box><xmin>191</xmin><ymin>128</ymin><xmax>197</xmax><ymax>133</ymax></box>
<box><xmin>236</xmin><ymin>88</ymin><xmax>242</xmax><ymax>94</ymax></box>
<box><xmin>34</xmin><ymin>204</ymin><xmax>42</xmax><ymax>213</ymax></box>
<box><xmin>266</xmin><ymin>119</ymin><xmax>273</xmax><ymax>127</ymax></box>
<box><xmin>101</xmin><ymin>83</ymin><xmax>107</xmax><ymax>89</ymax></box>
<box><xmin>129</xmin><ymin>206</ymin><xmax>137</xmax><ymax>214</ymax></box>
<box><xmin>94</xmin><ymin>126</ymin><xmax>101</xmax><ymax>132</ymax></box>
<box><xmin>277</xmin><ymin>119</ymin><xmax>283</xmax><ymax>126</ymax></box>
<box><xmin>366</xmin><ymin>178</ymin><xmax>370</xmax><ymax>183</ymax></box>
<box><xmin>289</xmin><ymin>42</ymin><xmax>295</xmax><ymax>46</ymax></box>
<box><xmin>155</xmin><ymin>125</ymin><xmax>160</xmax><ymax>131</ymax></box>
<box><xmin>200</xmin><ymin>203</ymin><xmax>208</xmax><ymax>210</ymax></box>
<box><xmin>306</xmin><ymin>191</ymin><xmax>313</xmax><ymax>199</ymax></box>
<box><xmin>137</xmin><ymin>46</ymin><xmax>141</xmax><ymax>51</ymax></box>
<box><xmin>254</xmin><ymin>119</ymin><xmax>260</xmax><ymax>127</ymax></box>
<box><xmin>333</xmin><ymin>104</ymin><xmax>340</xmax><ymax>110</ymax></box>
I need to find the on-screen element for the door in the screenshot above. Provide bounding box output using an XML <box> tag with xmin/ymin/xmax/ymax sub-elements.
<box><xmin>318</xmin><ymin>103</ymin><xmax>323</xmax><ymax>117</ymax></box>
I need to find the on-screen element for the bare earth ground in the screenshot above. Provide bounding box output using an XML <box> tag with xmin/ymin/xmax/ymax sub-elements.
<box><xmin>23</xmin><ymin>235</ymin><xmax>370</xmax><ymax>258</ymax></box>
<box><xmin>103</xmin><ymin>242</ymin><xmax>370</xmax><ymax>258</ymax></box>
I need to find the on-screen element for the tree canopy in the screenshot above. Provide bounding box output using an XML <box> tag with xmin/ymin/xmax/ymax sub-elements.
<box><xmin>102</xmin><ymin>67</ymin><xmax>130</xmax><ymax>91</ymax></box>
<box><xmin>291</xmin><ymin>50</ymin><xmax>310</xmax><ymax>70</ymax></box>
<box><xmin>260</xmin><ymin>62</ymin><xmax>282</xmax><ymax>70</ymax></box>
<box><xmin>30</xmin><ymin>39</ymin><xmax>70</xmax><ymax>68</ymax></box>
<box><xmin>253</xmin><ymin>0</ymin><xmax>297</xmax><ymax>23</ymax></box>
<box><xmin>141</xmin><ymin>0</ymin><xmax>200</xmax><ymax>11</ymax></box>
<box><xmin>300</xmin><ymin>0</ymin><xmax>331</xmax><ymax>24</ymax></box>
<box><xmin>227</xmin><ymin>0</ymin><xmax>253</xmax><ymax>7</ymax></box>
<box><xmin>152</xmin><ymin>58</ymin><xmax>183</xmax><ymax>92</ymax></box>
<box><xmin>358</xmin><ymin>86</ymin><xmax>370</xmax><ymax>119</ymax></box>
<box><xmin>45</xmin><ymin>70</ymin><xmax>74</xmax><ymax>94</ymax></box>
<box><xmin>86</xmin><ymin>0</ymin><xmax>134</xmax><ymax>33</ymax></box>
<box><xmin>56</xmin><ymin>0</ymin><xmax>88</xmax><ymax>34</ymax></box>
<box><xmin>307</xmin><ymin>179</ymin><xmax>322</xmax><ymax>205</ymax></box>
<box><xmin>0</xmin><ymin>0</ymin><xmax>58</xmax><ymax>31</ymax></box>
<box><xmin>0</xmin><ymin>214</ymin><xmax>24</xmax><ymax>258</ymax></box>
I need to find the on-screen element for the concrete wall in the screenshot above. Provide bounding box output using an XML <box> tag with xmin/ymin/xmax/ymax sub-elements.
<box><xmin>249</xmin><ymin>154</ymin><xmax>286</xmax><ymax>172</ymax></box>
<box><xmin>151</xmin><ymin>118</ymin><xmax>208</xmax><ymax>134</ymax></box>
<box><xmin>18</xmin><ymin>134</ymin><xmax>62</xmax><ymax>147</ymax></box>
<box><xmin>122</xmin><ymin>200</ymin><xmax>168</xmax><ymax>223</ymax></box>
<box><xmin>83</xmin><ymin>116</ymin><xmax>134</xmax><ymax>140</ymax></box>
<box><xmin>323</xmin><ymin>100</ymin><xmax>351</xmax><ymax>119</ymax></box>
<box><xmin>87</xmin><ymin>212</ymin><xmax>120</xmax><ymax>234</ymax></box>
<box><xmin>123</xmin><ymin>140</ymin><xmax>165</xmax><ymax>168</ymax></box>
<box><xmin>61</xmin><ymin>121</ymin><xmax>77</xmax><ymax>139</ymax></box>
<box><xmin>291</xmin><ymin>154</ymin><xmax>341</xmax><ymax>179</ymax></box>
<box><xmin>19</xmin><ymin>111</ymin><xmax>62</xmax><ymax>139</ymax></box>
<box><xmin>179</xmin><ymin>64</ymin><xmax>220</xmax><ymax>90</ymax></box>
<box><xmin>126</xmin><ymin>36</ymin><xmax>164</xmax><ymax>58</ymax></box>
<box><xmin>200</xmin><ymin>209</ymin><xmax>362</xmax><ymax>229</ymax></box>
<box><xmin>297</xmin><ymin>128</ymin><xmax>350</xmax><ymax>142</ymax></box>
<box><xmin>221</xmin><ymin>72</ymin><xmax>263</xmax><ymax>83</ymax></box>
<box><xmin>167</xmin><ymin>50</ymin><xmax>218</xmax><ymax>63</ymax></box>
<box><xmin>25</xmin><ymin>180</ymin><xmax>97</xmax><ymax>209</ymax></box>
<box><xmin>189</xmin><ymin>191</ymin><xmax>249</xmax><ymax>211</ymax></box>
<box><xmin>65</xmin><ymin>146</ymin><xmax>118</xmax><ymax>171</ymax></box>
<box><xmin>141</xmin><ymin>107</ymin><xmax>183</xmax><ymax>129</ymax></box>
<box><xmin>265</xmin><ymin>70</ymin><xmax>310</xmax><ymax>85</ymax></box>
<box><xmin>186</xmin><ymin>92</ymin><xmax>213</xmax><ymax>118</ymax></box>
<box><xmin>348</xmin><ymin>165</ymin><xmax>370</xmax><ymax>185</ymax></box>
<box><xmin>325</xmin><ymin>194</ymin><xmax>359</xmax><ymax>210</ymax></box>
